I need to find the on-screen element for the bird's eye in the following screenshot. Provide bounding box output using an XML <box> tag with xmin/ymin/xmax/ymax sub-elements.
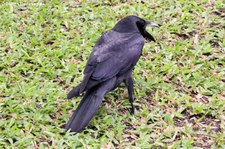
<box><xmin>136</xmin><ymin>21</ymin><xmax>145</xmax><ymax>29</ymax></box>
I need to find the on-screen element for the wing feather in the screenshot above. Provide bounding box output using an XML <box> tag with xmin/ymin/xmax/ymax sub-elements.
<box><xmin>82</xmin><ymin>31</ymin><xmax>144</xmax><ymax>88</ymax></box>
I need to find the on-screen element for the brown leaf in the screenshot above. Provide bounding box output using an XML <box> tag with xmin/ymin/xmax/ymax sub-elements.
<box><xmin>0</xmin><ymin>33</ymin><xmax>8</xmax><ymax>39</ymax></box>
<box><xmin>194</xmin><ymin>34</ymin><xmax>199</xmax><ymax>45</ymax></box>
<box><xmin>33</xmin><ymin>141</ymin><xmax>39</xmax><ymax>149</ymax></box>
<box><xmin>217</xmin><ymin>94</ymin><xmax>225</xmax><ymax>100</ymax></box>
<box><xmin>105</xmin><ymin>143</ymin><xmax>112</xmax><ymax>149</ymax></box>
<box><xmin>7</xmin><ymin>113</ymin><xmax>17</xmax><ymax>118</ymax></box>
<box><xmin>64</xmin><ymin>21</ymin><xmax>69</xmax><ymax>29</ymax></box>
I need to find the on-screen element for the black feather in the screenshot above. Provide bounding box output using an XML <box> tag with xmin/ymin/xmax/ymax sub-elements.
<box><xmin>65</xmin><ymin>15</ymin><xmax>158</xmax><ymax>132</ymax></box>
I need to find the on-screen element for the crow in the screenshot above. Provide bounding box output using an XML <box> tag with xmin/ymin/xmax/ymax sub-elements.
<box><xmin>65</xmin><ymin>15</ymin><xmax>159</xmax><ymax>133</ymax></box>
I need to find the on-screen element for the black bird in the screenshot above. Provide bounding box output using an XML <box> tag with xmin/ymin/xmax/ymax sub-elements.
<box><xmin>65</xmin><ymin>15</ymin><xmax>159</xmax><ymax>132</ymax></box>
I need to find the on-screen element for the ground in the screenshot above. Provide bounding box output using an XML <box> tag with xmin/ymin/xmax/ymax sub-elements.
<box><xmin>0</xmin><ymin>0</ymin><xmax>225</xmax><ymax>148</ymax></box>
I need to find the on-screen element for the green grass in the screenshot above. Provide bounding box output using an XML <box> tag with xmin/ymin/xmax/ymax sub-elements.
<box><xmin>0</xmin><ymin>0</ymin><xmax>225</xmax><ymax>148</ymax></box>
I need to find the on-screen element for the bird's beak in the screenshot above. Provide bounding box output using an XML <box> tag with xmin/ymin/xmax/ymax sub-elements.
<box><xmin>143</xmin><ymin>21</ymin><xmax>160</xmax><ymax>42</ymax></box>
<box><xmin>146</xmin><ymin>21</ymin><xmax>160</xmax><ymax>27</ymax></box>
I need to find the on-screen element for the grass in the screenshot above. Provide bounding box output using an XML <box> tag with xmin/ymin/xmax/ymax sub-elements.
<box><xmin>0</xmin><ymin>0</ymin><xmax>225</xmax><ymax>148</ymax></box>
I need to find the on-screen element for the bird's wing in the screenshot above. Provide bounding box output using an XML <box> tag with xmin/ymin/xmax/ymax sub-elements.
<box><xmin>83</xmin><ymin>31</ymin><xmax>144</xmax><ymax>82</ymax></box>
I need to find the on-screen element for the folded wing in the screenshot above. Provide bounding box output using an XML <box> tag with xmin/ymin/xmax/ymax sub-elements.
<box><xmin>79</xmin><ymin>31</ymin><xmax>145</xmax><ymax>92</ymax></box>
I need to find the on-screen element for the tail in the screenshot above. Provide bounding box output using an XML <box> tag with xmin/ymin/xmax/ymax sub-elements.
<box><xmin>65</xmin><ymin>77</ymin><xmax>116</xmax><ymax>132</ymax></box>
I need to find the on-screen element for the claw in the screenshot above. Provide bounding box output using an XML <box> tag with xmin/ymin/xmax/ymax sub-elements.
<box><xmin>129</xmin><ymin>106</ymin><xmax>134</xmax><ymax>115</ymax></box>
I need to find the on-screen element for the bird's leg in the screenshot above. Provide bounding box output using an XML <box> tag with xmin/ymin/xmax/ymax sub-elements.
<box><xmin>124</xmin><ymin>76</ymin><xmax>135</xmax><ymax>115</ymax></box>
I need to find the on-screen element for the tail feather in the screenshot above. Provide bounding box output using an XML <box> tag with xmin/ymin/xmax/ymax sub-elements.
<box><xmin>65</xmin><ymin>77</ymin><xmax>116</xmax><ymax>132</ymax></box>
<box><xmin>65</xmin><ymin>89</ymin><xmax>103</xmax><ymax>132</ymax></box>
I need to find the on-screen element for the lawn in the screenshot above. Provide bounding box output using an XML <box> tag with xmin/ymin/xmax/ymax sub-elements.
<box><xmin>0</xmin><ymin>0</ymin><xmax>225</xmax><ymax>148</ymax></box>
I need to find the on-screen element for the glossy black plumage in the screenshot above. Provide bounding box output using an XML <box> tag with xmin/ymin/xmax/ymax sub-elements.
<box><xmin>65</xmin><ymin>15</ymin><xmax>158</xmax><ymax>133</ymax></box>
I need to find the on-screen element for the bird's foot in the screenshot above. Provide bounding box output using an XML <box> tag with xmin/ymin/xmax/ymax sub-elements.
<box><xmin>129</xmin><ymin>107</ymin><xmax>134</xmax><ymax>115</ymax></box>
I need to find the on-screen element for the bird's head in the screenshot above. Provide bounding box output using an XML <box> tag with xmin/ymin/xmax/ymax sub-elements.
<box><xmin>112</xmin><ymin>15</ymin><xmax>159</xmax><ymax>41</ymax></box>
